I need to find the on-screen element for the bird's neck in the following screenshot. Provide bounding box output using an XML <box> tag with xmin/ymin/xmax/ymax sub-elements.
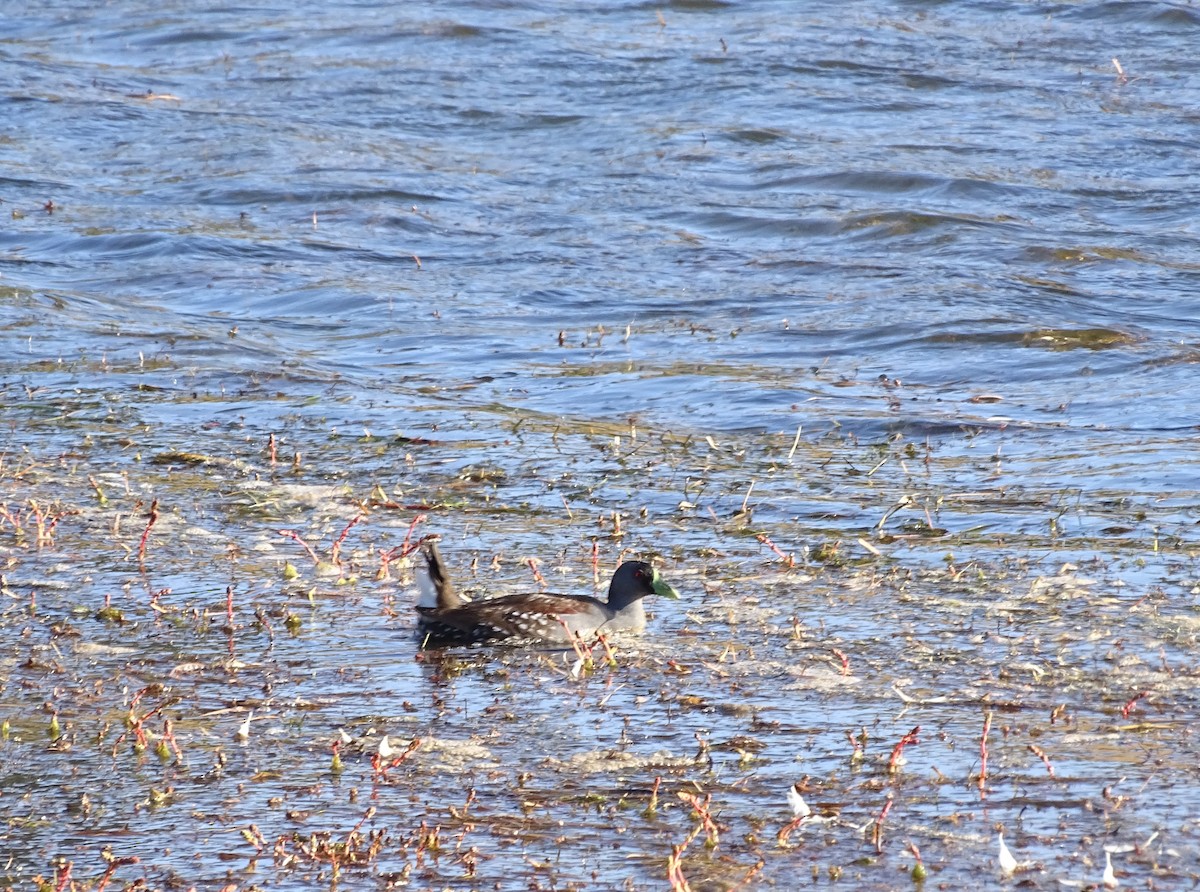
<box><xmin>606</xmin><ymin>587</ymin><xmax>646</xmax><ymax>618</ymax></box>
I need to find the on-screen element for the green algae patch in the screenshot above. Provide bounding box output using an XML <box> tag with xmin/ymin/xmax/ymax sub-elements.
<box><xmin>1020</xmin><ymin>328</ymin><xmax>1138</xmax><ymax>350</ymax></box>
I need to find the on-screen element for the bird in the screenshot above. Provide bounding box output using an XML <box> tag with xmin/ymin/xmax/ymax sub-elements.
<box><xmin>415</xmin><ymin>539</ymin><xmax>679</xmax><ymax>647</ymax></box>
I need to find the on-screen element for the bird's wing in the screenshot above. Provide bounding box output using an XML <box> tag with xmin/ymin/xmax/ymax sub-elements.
<box><xmin>418</xmin><ymin>594</ymin><xmax>603</xmax><ymax>644</ymax></box>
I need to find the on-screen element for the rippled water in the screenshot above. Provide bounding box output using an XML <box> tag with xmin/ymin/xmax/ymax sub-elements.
<box><xmin>3</xmin><ymin>1</ymin><xmax>1200</xmax><ymax>889</ymax></box>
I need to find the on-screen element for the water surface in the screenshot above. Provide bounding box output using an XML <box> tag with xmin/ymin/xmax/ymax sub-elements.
<box><xmin>2</xmin><ymin>1</ymin><xmax>1199</xmax><ymax>889</ymax></box>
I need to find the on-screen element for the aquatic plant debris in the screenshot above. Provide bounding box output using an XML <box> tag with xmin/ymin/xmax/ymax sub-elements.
<box><xmin>5</xmin><ymin>28</ymin><xmax>1200</xmax><ymax>876</ymax></box>
<box><xmin>3</xmin><ymin>387</ymin><xmax>1196</xmax><ymax>890</ymax></box>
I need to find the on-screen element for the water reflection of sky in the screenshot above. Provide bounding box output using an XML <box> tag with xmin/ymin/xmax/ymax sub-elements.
<box><xmin>2</xmin><ymin>1</ymin><xmax>1199</xmax><ymax>888</ymax></box>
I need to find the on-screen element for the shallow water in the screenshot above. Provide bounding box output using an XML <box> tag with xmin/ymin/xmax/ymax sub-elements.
<box><xmin>3</xmin><ymin>1</ymin><xmax>1200</xmax><ymax>889</ymax></box>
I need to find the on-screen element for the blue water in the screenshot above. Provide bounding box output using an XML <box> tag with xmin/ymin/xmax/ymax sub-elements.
<box><xmin>4</xmin><ymin>2</ymin><xmax>1198</xmax><ymax>440</ymax></box>
<box><xmin>3</xmin><ymin>2</ymin><xmax>1200</xmax><ymax>888</ymax></box>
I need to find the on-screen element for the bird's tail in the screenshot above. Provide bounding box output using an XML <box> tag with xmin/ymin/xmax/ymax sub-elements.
<box><xmin>419</xmin><ymin>537</ymin><xmax>463</xmax><ymax>609</ymax></box>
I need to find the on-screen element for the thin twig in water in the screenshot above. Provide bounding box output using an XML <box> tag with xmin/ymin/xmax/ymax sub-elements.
<box><xmin>787</xmin><ymin>424</ymin><xmax>803</xmax><ymax>462</ymax></box>
<box><xmin>979</xmin><ymin>711</ymin><xmax>992</xmax><ymax>796</ymax></box>
<box><xmin>740</xmin><ymin>480</ymin><xmax>755</xmax><ymax>514</ymax></box>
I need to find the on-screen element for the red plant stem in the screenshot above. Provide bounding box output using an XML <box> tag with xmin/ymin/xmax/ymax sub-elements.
<box><xmin>777</xmin><ymin>813</ymin><xmax>806</xmax><ymax>843</ymax></box>
<box><xmin>558</xmin><ymin>621</ymin><xmax>592</xmax><ymax>664</ymax></box>
<box><xmin>667</xmin><ymin>823</ymin><xmax>701</xmax><ymax>892</ymax></box>
<box><xmin>873</xmin><ymin>794</ymin><xmax>894</xmax><ymax>854</ymax></box>
<box><xmin>0</xmin><ymin>503</ymin><xmax>21</xmax><ymax>530</ymax></box>
<box><xmin>377</xmin><ymin>548</ymin><xmax>397</xmax><ymax>580</ymax></box>
<box><xmin>267</xmin><ymin>433</ymin><xmax>278</xmax><ymax>465</ymax></box>
<box><xmin>54</xmin><ymin>860</ymin><xmax>73</xmax><ymax>892</ymax></box>
<box><xmin>755</xmin><ymin>533</ymin><xmax>795</xmax><ymax>568</ymax></box>
<box><xmin>667</xmin><ymin>842</ymin><xmax>692</xmax><ymax>892</ymax></box>
<box><xmin>1028</xmin><ymin>744</ymin><xmax>1055</xmax><ymax>777</ymax></box>
<box><xmin>646</xmin><ymin>776</ymin><xmax>662</xmax><ymax>814</ymax></box>
<box><xmin>596</xmin><ymin>633</ymin><xmax>618</xmax><ymax>666</ymax></box>
<box><xmin>29</xmin><ymin>500</ymin><xmax>46</xmax><ymax>542</ymax></box>
<box><xmin>831</xmin><ymin>648</ymin><xmax>850</xmax><ymax>676</ymax></box>
<box><xmin>95</xmin><ymin>856</ymin><xmax>140</xmax><ymax>892</ymax></box>
<box><xmin>330</xmin><ymin>513</ymin><xmax>365</xmax><ymax>566</ymax></box>
<box><xmin>43</xmin><ymin>509</ymin><xmax>76</xmax><ymax>539</ymax></box>
<box><xmin>888</xmin><ymin>726</ymin><xmax>920</xmax><ymax>774</ymax></box>
<box><xmin>845</xmin><ymin>729</ymin><xmax>863</xmax><ymax>757</ymax></box>
<box><xmin>351</xmin><ymin>806</ymin><xmax>377</xmax><ymax>836</ymax></box>
<box><xmin>389</xmin><ymin>738</ymin><xmax>422</xmax><ymax>769</ymax></box>
<box><xmin>225</xmin><ymin>586</ymin><xmax>235</xmax><ymax>629</ymax></box>
<box><xmin>379</xmin><ymin>531</ymin><xmax>432</xmax><ymax>579</ymax></box>
<box><xmin>678</xmin><ymin>791</ymin><xmax>718</xmax><ymax>845</ymax></box>
<box><xmin>1121</xmin><ymin>690</ymin><xmax>1149</xmax><ymax>719</ymax></box>
<box><xmin>979</xmin><ymin>711</ymin><xmax>992</xmax><ymax>796</ymax></box>
<box><xmin>733</xmin><ymin>860</ymin><xmax>765</xmax><ymax>890</ymax></box>
<box><xmin>876</xmin><ymin>797</ymin><xmax>893</xmax><ymax>824</ymax></box>
<box><xmin>400</xmin><ymin>514</ymin><xmax>427</xmax><ymax>556</ymax></box>
<box><xmin>137</xmin><ymin>499</ymin><xmax>159</xmax><ymax>566</ymax></box>
<box><xmin>126</xmin><ymin>701</ymin><xmax>168</xmax><ymax>750</ymax></box>
<box><xmin>526</xmin><ymin>557</ymin><xmax>546</xmax><ymax>588</ymax></box>
<box><xmin>591</xmin><ymin>540</ymin><xmax>600</xmax><ymax>585</ymax></box>
<box><xmin>163</xmin><ymin>718</ymin><xmax>182</xmax><ymax>760</ymax></box>
<box><xmin>278</xmin><ymin>529</ymin><xmax>321</xmax><ymax>565</ymax></box>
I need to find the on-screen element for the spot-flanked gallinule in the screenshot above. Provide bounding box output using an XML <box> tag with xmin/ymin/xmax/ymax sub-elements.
<box><xmin>415</xmin><ymin>540</ymin><xmax>679</xmax><ymax>647</ymax></box>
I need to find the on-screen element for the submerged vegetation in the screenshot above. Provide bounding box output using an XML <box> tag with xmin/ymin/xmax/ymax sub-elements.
<box><xmin>3</xmin><ymin>0</ymin><xmax>1198</xmax><ymax>885</ymax></box>
<box><xmin>2</xmin><ymin>349</ymin><xmax>1197</xmax><ymax>891</ymax></box>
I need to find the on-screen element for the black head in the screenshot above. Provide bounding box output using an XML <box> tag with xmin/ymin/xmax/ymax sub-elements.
<box><xmin>606</xmin><ymin>561</ymin><xmax>680</xmax><ymax>610</ymax></box>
